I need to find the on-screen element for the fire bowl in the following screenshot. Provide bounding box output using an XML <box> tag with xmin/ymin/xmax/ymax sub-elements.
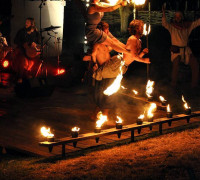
<box><xmin>185</xmin><ymin>108</ymin><xmax>191</xmax><ymax>115</ymax></box>
<box><xmin>147</xmin><ymin>117</ymin><xmax>154</xmax><ymax>122</ymax></box>
<box><xmin>166</xmin><ymin>112</ymin><xmax>173</xmax><ymax>118</ymax></box>
<box><xmin>136</xmin><ymin>120</ymin><xmax>143</xmax><ymax>125</ymax></box>
<box><xmin>116</xmin><ymin>123</ymin><xmax>123</xmax><ymax>129</ymax></box>
<box><xmin>71</xmin><ymin>131</ymin><xmax>79</xmax><ymax>138</ymax></box>
<box><xmin>94</xmin><ymin>127</ymin><xmax>101</xmax><ymax>133</ymax></box>
<box><xmin>47</xmin><ymin>137</ymin><xmax>54</xmax><ymax>142</ymax></box>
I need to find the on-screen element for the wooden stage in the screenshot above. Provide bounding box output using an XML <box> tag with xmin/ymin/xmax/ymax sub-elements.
<box><xmin>0</xmin><ymin>86</ymin><xmax>200</xmax><ymax>157</ymax></box>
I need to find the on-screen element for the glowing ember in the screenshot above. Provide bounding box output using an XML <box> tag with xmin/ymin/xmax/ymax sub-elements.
<box><xmin>143</xmin><ymin>24</ymin><xmax>151</xmax><ymax>36</ymax></box>
<box><xmin>96</xmin><ymin>111</ymin><xmax>107</xmax><ymax>128</ymax></box>
<box><xmin>2</xmin><ymin>60</ymin><xmax>9</xmax><ymax>68</ymax></box>
<box><xmin>71</xmin><ymin>127</ymin><xmax>80</xmax><ymax>132</ymax></box>
<box><xmin>159</xmin><ymin>96</ymin><xmax>166</xmax><ymax>103</ymax></box>
<box><xmin>116</xmin><ymin>116</ymin><xmax>123</xmax><ymax>123</ymax></box>
<box><xmin>147</xmin><ymin>103</ymin><xmax>157</xmax><ymax>118</ymax></box>
<box><xmin>182</xmin><ymin>95</ymin><xmax>191</xmax><ymax>109</ymax></box>
<box><xmin>132</xmin><ymin>89</ymin><xmax>138</xmax><ymax>95</ymax></box>
<box><xmin>121</xmin><ymin>86</ymin><xmax>127</xmax><ymax>90</ymax></box>
<box><xmin>104</xmin><ymin>60</ymin><xmax>124</xmax><ymax>96</ymax></box>
<box><xmin>146</xmin><ymin>80</ymin><xmax>154</xmax><ymax>98</ymax></box>
<box><xmin>57</xmin><ymin>68</ymin><xmax>65</xmax><ymax>75</ymax></box>
<box><xmin>167</xmin><ymin>104</ymin><xmax>171</xmax><ymax>112</ymax></box>
<box><xmin>41</xmin><ymin>127</ymin><xmax>54</xmax><ymax>138</ymax></box>
<box><xmin>138</xmin><ymin>114</ymin><xmax>144</xmax><ymax>120</ymax></box>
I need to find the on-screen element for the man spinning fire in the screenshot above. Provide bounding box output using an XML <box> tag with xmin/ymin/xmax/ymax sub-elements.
<box><xmin>13</xmin><ymin>17</ymin><xmax>40</xmax><ymax>82</ymax></box>
<box><xmin>92</xmin><ymin>20</ymin><xmax>150</xmax><ymax>117</ymax></box>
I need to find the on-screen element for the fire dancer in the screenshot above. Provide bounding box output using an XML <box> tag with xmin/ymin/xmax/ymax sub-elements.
<box><xmin>92</xmin><ymin>21</ymin><xmax>126</xmax><ymax>118</ymax></box>
<box><xmin>13</xmin><ymin>17</ymin><xmax>40</xmax><ymax>82</ymax></box>
<box><xmin>86</xmin><ymin>0</ymin><xmax>130</xmax><ymax>56</ymax></box>
<box><xmin>162</xmin><ymin>5</ymin><xmax>200</xmax><ymax>89</ymax></box>
<box><xmin>123</xmin><ymin>19</ymin><xmax>150</xmax><ymax>65</ymax></box>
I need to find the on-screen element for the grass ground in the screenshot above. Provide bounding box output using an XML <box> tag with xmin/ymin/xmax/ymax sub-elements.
<box><xmin>0</xmin><ymin>123</ymin><xmax>200</xmax><ymax>180</ymax></box>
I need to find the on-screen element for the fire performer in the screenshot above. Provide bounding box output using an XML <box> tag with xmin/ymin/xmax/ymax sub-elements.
<box><xmin>86</xmin><ymin>0</ymin><xmax>130</xmax><ymax>56</ymax></box>
<box><xmin>93</xmin><ymin>20</ymin><xmax>149</xmax><ymax>118</ymax></box>
<box><xmin>13</xmin><ymin>17</ymin><xmax>40</xmax><ymax>82</ymax></box>
<box><xmin>162</xmin><ymin>5</ymin><xmax>200</xmax><ymax>89</ymax></box>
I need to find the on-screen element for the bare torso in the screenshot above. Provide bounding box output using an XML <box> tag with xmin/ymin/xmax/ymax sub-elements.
<box><xmin>96</xmin><ymin>44</ymin><xmax>111</xmax><ymax>66</ymax></box>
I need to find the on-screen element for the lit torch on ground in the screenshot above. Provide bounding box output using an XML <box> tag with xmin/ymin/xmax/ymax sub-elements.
<box><xmin>41</xmin><ymin>127</ymin><xmax>54</xmax><ymax>142</ymax></box>
<box><xmin>147</xmin><ymin>103</ymin><xmax>157</xmax><ymax>122</ymax></box>
<box><xmin>71</xmin><ymin>127</ymin><xmax>80</xmax><ymax>138</ymax></box>
<box><xmin>137</xmin><ymin>114</ymin><xmax>144</xmax><ymax>125</ymax></box>
<box><xmin>159</xmin><ymin>95</ymin><xmax>167</xmax><ymax>106</ymax></box>
<box><xmin>116</xmin><ymin>116</ymin><xmax>123</xmax><ymax>129</ymax></box>
<box><xmin>182</xmin><ymin>95</ymin><xmax>191</xmax><ymax>115</ymax></box>
<box><xmin>95</xmin><ymin>111</ymin><xmax>108</xmax><ymax>133</ymax></box>
<box><xmin>166</xmin><ymin>104</ymin><xmax>173</xmax><ymax>118</ymax></box>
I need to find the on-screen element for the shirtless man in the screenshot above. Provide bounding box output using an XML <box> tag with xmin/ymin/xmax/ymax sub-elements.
<box><xmin>93</xmin><ymin>20</ymin><xmax>150</xmax><ymax>117</ymax></box>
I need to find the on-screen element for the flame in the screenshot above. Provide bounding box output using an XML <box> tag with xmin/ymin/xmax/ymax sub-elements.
<box><xmin>71</xmin><ymin>127</ymin><xmax>80</xmax><ymax>132</ymax></box>
<box><xmin>116</xmin><ymin>116</ymin><xmax>123</xmax><ymax>123</ymax></box>
<box><xmin>146</xmin><ymin>80</ymin><xmax>154</xmax><ymax>98</ymax></box>
<box><xmin>143</xmin><ymin>24</ymin><xmax>151</xmax><ymax>36</ymax></box>
<box><xmin>2</xmin><ymin>60</ymin><xmax>9</xmax><ymax>68</ymax></box>
<box><xmin>128</xmin><ymin>0</ymin><xmax>146</xmax><ymax>5</ymax></box>
<box><xmin>107</xmin><ymin>0</ymin><xmax>119</xmax><ymax>5</ymax></box>
<box><xmin>159</xmin><ymin>96</ymin><xmax>166</xmax><ymax>102</ymax></box>
<box><xmin>96</xmin><ymin>111</ymin><xmax>107</xmax><ymax>128</ymax></box>
<box><xmin>138</xmin><ymin>114</ymin><xmax>144</xmax><ymax>120</ymax></box>
<box><xmin>167</xmin><ymin>104</ymin><xmax>171</xmax><ymax>112</ymax></box>
<box><xmin>121</xmin><ymin>86</ymin><xmax>127</xmax><ymax>90</ymax></box>
<box><xmin>147</xmin><ymin>103</ymin><xmax>157</xmax><ymax>118</ymax></box>
<box><xmin>41</xmin><ymin>127</ymin><xmax>54</xmax><ymax>138</ymax></box>
<box><xmin>182</xmin><ymin>95</ymin><xmax>191</xmax><ymax>109</ymax></box>
<box><xmin>57</xmin><ymin>68</ymin><xmax>65</xmax><ymax>75</ymax></box>
<box><xmin>132</xmin><ymin>89</ymin><xmax>138</xmax><ymax>95</ymax></box>
<box><xmin>104</xmin><ymin>59</ymin><xmax>124</xmax><ymax>96</ymax></box>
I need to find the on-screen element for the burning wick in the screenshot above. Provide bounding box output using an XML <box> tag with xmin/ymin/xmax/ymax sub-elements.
<box><xmin>116</xmin><ymin>116</ymin><xmax>123</xmax><ymax>129</ymax></box>
<box><xmin>132</xmin><ymin>89</ymin><xmax>138</xmax><ymax>96</ymax></box>
<box><xmin>159</xmin><ymin>96</ymin><xmax>167</xmax><ymax>106</ymax></box>
<box><xmin>41</xmin><ymin>127</ymin><xmax>54</xmax><ymax>142</ymax></box>
<box><xmin>95</xmin><ymin>111</ymin><xmax>107</xmax><ymax>133</ymax></box>
<box><xmin>143</xmin><ymin>23</ymin><xmax>151</xmax><ymax>36</ymax></box>
<box><xmin>166</xmin><ymin>104</ymin><xmax>173</xmax><ymax>118</ymax></box>
<box><xmin>137</xmin><ymin>114</ymin><xmax>144</xmax><ymax>125</ymax></box>
<box><xmin>71</xmin><ymin>127</ymin><xmax>80</xmax><ymax>138</ymax></box>
<box><xmin>182</xmin><ymin>95</ymin><xmax>191</xmax><ymax>115</ymax></box>
<box><xmin>146</xmin><ymin>80</ymin><xmax>154</xmax><ymax>101</ymax></box>
<box><xmin>147</xmin><ymin>103</ymin><xmax>157</xmax><ymax>122</ymax></box>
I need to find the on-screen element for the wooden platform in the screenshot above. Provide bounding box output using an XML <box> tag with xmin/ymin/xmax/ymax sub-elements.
<box><xmin>0</xmin><ymin>86</ymin><xmax>200</xmax><ymax>157</ymax></box>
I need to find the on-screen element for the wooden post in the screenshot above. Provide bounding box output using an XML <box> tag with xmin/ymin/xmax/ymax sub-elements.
<box><xmin>62</xmin><ymin>144</ymin><xmax>65</xmax><ymax>157</ymax></box>
<box><xmin>147</xmin><ymin>1</ymin><xmax>151</xmax><ymax>80</ymax></box>
<box><xmin>131</xmin><ymin>130</ymin><xmax>134</xmax><ymax>142</ymax></box>
<box><xmin>133</xmin><ymin>3</ymin><xmax>136</xmax><ymax>20</ymax></box>
<box><xmin>159</xmin><ymin>123</ymin><xmax>163</xmax><ymax>135</ymax></box>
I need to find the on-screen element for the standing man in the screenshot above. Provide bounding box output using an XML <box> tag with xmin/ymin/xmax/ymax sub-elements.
<box><xmin>162</xmin><ymin>6</ymin><xmax>200</xmax><ymax>89</ymax></box>
<box><xmin>93</xmin><ymin>20</ymin><xmax>150</xmax><ymax>118</ymax></box>
<box><xmin>14</xmin><ymin>17</ymin><xmax>40</xmax><ymax>82</ymax></box>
